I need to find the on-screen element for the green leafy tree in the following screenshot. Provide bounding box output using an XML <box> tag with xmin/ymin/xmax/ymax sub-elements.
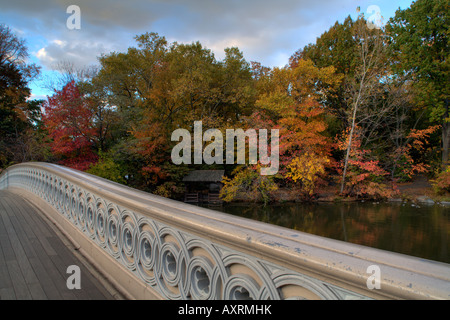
<box><xmin>387</xmin><ymin>0</ymin><xmax>449</xmax><ymax>167</ymax></box>
<box><xmin>291</xmin><ymin>16</ymin><xmax>358</xmax><ymax>124</ymax></box>
<box><xmin>93</xmin><ymin>33</ymin><xmax>257</xmax><ymax>191</ymax></box>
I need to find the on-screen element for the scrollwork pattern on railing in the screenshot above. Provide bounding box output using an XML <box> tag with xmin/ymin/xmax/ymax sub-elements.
<box><xmin>0</xmin><ymin>166</ymin><xmax>371</xmax><ymax>300</ymax></box>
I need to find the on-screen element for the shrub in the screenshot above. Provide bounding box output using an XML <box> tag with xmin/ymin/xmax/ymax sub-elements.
<box><xmin>87</xmin><ymin>151</ymin><xmax>126</xmax><ymax>184</ymax></box>
<box><xmin>220</xmin><ymin>165</ymin><xmax>278</xmax><ymax>205</ymax></box>
<box><xmin>431</xmin><ymin>167</ymin><xmax>450</xmax><ymax>195</ymax></box>
<box><xmin>154</xmin><ymin>181</ymin><xmax>184</xmax><ymax>199</ymax></box>
<box><xmin>338</xmin><ymin>127</ymin><xmax>399</xmax><ymax>200</ymax></box>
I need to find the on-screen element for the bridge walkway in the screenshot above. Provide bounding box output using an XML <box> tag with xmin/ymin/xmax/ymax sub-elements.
<box><xmin>0</xmin><ymin>190</ymin><xmax>121</xmax><ymax>300</ymax></box>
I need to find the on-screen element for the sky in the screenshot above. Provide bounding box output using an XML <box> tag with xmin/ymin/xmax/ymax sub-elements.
<box><xmin>0</xmin><ymin>0</ymin><xmax>414</xmax><ymax>100</ymax></box>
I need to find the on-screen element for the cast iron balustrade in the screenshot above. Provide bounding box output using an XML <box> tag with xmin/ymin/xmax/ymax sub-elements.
<box><xmin>0</xmin><ymin>162</ymin><xmax>449</xmax><ymax>300</ymax></box>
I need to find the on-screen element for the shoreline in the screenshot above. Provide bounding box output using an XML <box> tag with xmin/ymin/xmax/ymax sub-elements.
<box><xmin>224</xmin><ymin>175</ymin><xmax>450</xmax><ymax>206</ymax></box>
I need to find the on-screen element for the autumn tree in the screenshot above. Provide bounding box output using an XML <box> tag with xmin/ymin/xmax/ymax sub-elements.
<box><xmin>338</xmin><ymin>17</ymin><xmax>390</xmax><ymax>193</ymax></box>
<box><xmin>0</xmin><ymin>24</ymin><xmax>41</xmax><ymax>168</ymax></box>
<box><xmin>291</xmin><ymin>16</ymin><xmax>358</xmax><ymax>124</ymax></box>
<box><xmin>293</xmin><ymin>14</ymin><xmax>422</xmax><ymax>193</ymax></box>
<box><xmin>337</xmin><ymin>126</ymin><xmax>399</xmax><ymax>200</ymax></box>
<box><xmin>43</xmin><ymin>81</ymin><xmax>97</xmax><ymax>171</ymax></box>
<box><xmin>79</xmin><ymin>78</ymin><xmax>122</xmax><ymax>152</ymax></box>
<box><xmin>253</xmin><ymin>59</ymin><xmax>341</xmax><ymax>198</ymax></box>
<box><xmin>93</xmin><ymin>33</ymin><xmax>257</xmax><ymax>192</ymax></box>
<box><xmin>386</xmin><ymin>0</ymin><xmax>449</xmax><ymax>168</ymax></box>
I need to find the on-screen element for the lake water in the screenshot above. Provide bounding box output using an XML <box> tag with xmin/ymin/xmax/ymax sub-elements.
<box><xmin>202</xmin><ymin>201</ymin><xmax>450</xmax><ymax>264</ymax></box>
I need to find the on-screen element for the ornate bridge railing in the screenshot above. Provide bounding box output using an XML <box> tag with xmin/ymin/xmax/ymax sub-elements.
<box><xmin>0</xmin><ymin>162</ymin><xmax>449</xmax><ymax>300</ymax></box>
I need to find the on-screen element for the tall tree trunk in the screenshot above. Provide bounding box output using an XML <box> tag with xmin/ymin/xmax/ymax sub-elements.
<box><xmin>339</xmin><ymin>25</ymin><xmax>368</xmax><ymax>194</ymax></box>
<box><xmin>340</xmin><ymin>104</ymin><xmax>356</xmax><ymax>194</ymax></box>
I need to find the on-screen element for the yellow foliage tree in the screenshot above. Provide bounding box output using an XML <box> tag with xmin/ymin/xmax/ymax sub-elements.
<box><xmin>285</xmin><ymin>152</ymin><xmax>329</xmax><ymax>199</ymax></box>
<box><xmin>220</xmin><ymin>165</ymin><xmax>278</xmax><ymax>205</ymax></box>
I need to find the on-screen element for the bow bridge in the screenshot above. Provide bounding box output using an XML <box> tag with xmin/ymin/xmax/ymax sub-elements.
<box><xmin>0</xmin><ymin>162</ymin><xmax>448</xmax><ymax>300</ymax></box>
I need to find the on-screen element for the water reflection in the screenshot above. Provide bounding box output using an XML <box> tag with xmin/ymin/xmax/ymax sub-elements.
<box><xmin>203</xmin><ymin>202</ymin><xmax>450</xmax><ymax>264</ymax></box>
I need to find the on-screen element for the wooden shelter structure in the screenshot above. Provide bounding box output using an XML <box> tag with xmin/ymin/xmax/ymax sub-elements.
<box><xmin>182</xmin><ymin>170</ymin><xmax>224</xmax><ymax>204</ymax></box>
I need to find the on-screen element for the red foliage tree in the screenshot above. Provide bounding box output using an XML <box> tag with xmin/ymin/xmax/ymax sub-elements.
<box><xmin>337</xmin><ymin>127</ymin><xmax>399</xmax><ymax>200</ymax></box>
<box><xmin>43</xmin><ymin>81</ymin><xmax>97</xmax><ymax>171</ymax></box>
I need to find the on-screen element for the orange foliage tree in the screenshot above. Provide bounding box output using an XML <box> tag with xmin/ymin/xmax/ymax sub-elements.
<box><xmin>254</xmin><ymin>59</ymin><xmax>342</xmax><ymax>198</ymax></box>
<box><xmin>391</xmin><ymin>125</ymin><xmax>440</xmax><ymax>181</ymax></box>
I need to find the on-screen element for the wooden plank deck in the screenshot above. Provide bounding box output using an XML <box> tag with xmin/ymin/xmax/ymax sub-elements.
<box><xmin>0</xmin><ymin>190</ymin><xmax>120</xmax><ymax>300</ymax></box>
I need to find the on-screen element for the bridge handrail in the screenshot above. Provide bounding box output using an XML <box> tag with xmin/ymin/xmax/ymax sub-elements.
<box><xmin>1</xmin><ymin>162</ymin><xmax>449</xmax><ymax>300</ymax></box>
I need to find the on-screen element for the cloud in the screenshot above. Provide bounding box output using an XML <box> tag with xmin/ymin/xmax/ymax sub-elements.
<box><xmin>1</xmin><ymin>0</ymin><xmax>359</xmax><ymax>69</ymax></box>
<box><xmin>35</xmin><ymin>36</ymin><xmax>110</xmax><ymax>70</ymax></box>
<box><xmin>1</xmin><ymin>0</ymin><xmax>415</xmax><ymax>75</ymax></box>
<box><xmin>27</xmin><ymin>93</ymin><xmax>47</xmax><ymax>101</ymax></box>
<box><xmin>0</xmin><ymin>0</ymin><xmax>414</xmax><ymax>98</ymax></box>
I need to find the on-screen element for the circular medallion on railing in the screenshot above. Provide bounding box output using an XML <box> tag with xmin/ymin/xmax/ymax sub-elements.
<box><xmin>221</xmin><ymin>253</ymin><xmax>280</xmax><ymax>300</ymax></box>
<box><xmin>184</xmin><ymin>239</ymin><xmax>228</xmax><ymax>300</ymax></box>
<box><xmin>136</xmin><ymin>229</ymin><xmax>158</xmax><ymax>285</ymax></box>
<box><xmin>36</xmin><ymin>171</ymin><xmax>41</xmax><ymax>193</ymax></box>
<box><xmin>187</xmin><ymin>256</ymin><xmax>215</xmax><ymax>300</ymax></box>
<box><xmin>69</xmin><ymin>187</ymin><xmax>78</xmax><ymax>224</ymax></box>
<box><xmin>58</xmin><ymin>181</ymin><xmax>65</xmax><ymax>213</ymax></box>
<box><xmin>160</xmin><ymin>242</ymin><xmax>181</xmax><ymax>288</ymax></box>
<box><xmin>37</xmin><ymin>172</ymin><xmax>43</xmax><ymax>196</ymax></box>
<box><xmin>95</xmin><ymin>208</ymin><xmax>107</xmax><ymax>247</ymax></box>
<box><xmin>106</xmin><ymin>205</ymin><xmax>121</xmax><ymax>259</ymax></box>
<box><xmin>135</xmin><ymin>218</ymin><xmax>159</xmax><ymax>284</ymax></box>
<box><xmin>41</xmin><ymin>173</ymin><xmax>47</xmax><ymax>198</ymax></box>
<box><xmin>44</xmin><ymin>174</ymin><xmax>51</xmax><ymax>202</ymax></box>
<box><xmin>93</xmin><ymin>198</ymin><xmax>108</xmax><ymax>247</ymax></box>
<box><xmin>48</xmin><ymin>178</ymin><xmax>54</xmax><ymax>204</ymax></box>
<box><xmin>122</xmin><ymin>227</ymin><xmax>135</xmax><ymax>262</ymax></box>
<box><xmin>63</xmin><ymin>184</ymin><xmax>71</xmax><ymax>219</ymax></box>
<box><xmin>223</xmin><ymin>274</ymin><xmax>260</xmax><ymax>300</ymax></box>
<box><xmin>31</xmin><ymin>170</ymin><xmax>36</xmax><ymax>190</ymax></box>
<box><xmin>119</xmin><ymin>211</ymin><xmax>137</xmax><ymax>270</ymax></box>
<box><xmin>139</xmin><ymin>233</ymin><xmax>154</xmax><ymax>264</ymax></box>
<box><xmin>43</xmin><ymin>175</ymin><xmax>50</xmax><ymax>201</ymax></box>
<box><xmin>43</xmin><ymin>176</ymin><xmax>48</xmax><ymax>202</ymax></box>
<box><xmin>85</xmin><ymin>197</ymin><xmax>96</xmax><ymax>238</ymax></box>
<box><xmin>156</xmin><ymin>226</ymin><xmax>193</xmax><ymax>299</ymax></box>
<box><xmin>54</xmin><ymin>178</ymin><xmax>61</xmax><ymax>210</ymax></box>
<box><xmin>51</xmin><ymin>177</ymin><xmax>57</xmax><ymax>206</ymax></box>
<box><xmin>77</xmin><ymin>193</ymin><xmax>87</xmax><ymax>232</ymax></box>
<box><xmin>35</xmin><ymin>171</ymin><xmax>42</xmax><ymax>198</ymax></box>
